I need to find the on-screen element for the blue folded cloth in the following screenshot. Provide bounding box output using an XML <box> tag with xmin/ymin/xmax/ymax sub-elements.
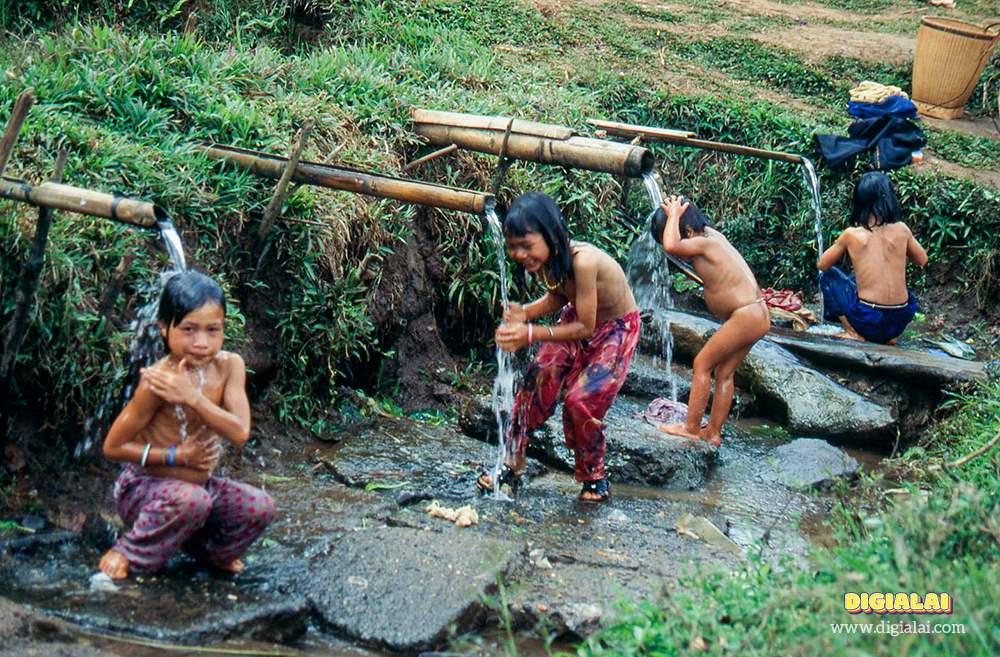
<box><xmin>848</xmin><ymin>95</ymin><xmax>918</xmax><ymax>120</ymax></box>
<box><xmin>820</xmin><ymin>266</ymin><xmax>918</xmax><ymax>344</ymax></box>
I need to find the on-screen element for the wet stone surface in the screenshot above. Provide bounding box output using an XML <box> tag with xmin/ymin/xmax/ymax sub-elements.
<box><xmin>768</xmin><ymin>438</ymin><xmax>860</xmax><ymax>490</ymax></box>
<box><xmin>303</xmin><ymin>526</ymin><xmax>523</xmax><ymax>652</ymax></box>
<box><xmin>322</xmin><ymin>417</ymin><xmax>496</xmax><ymax>502</ymax></box>
<box><xmin>1</xmin><ymin>414</ymin><xmax>836</xmax><ymax>654</ymax></box>
<box><xmin>532</xmin><ymin>396</ymin><xmax>717</xmax><ymax>489</ymax></box>
<box><xmin>458</xmin><ymin>395</ymin><xmax>717</xmax><ymax>489</ymax></box>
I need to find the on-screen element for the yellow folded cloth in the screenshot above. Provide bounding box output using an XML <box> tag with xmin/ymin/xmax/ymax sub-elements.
<box><xmin>849</xmin><ymin>80</ymin><xmax>909</xmax><ymax>104</ymax></box>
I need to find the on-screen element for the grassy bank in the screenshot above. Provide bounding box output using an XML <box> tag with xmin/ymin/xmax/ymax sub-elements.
<box><xmin>573</xmin><ymin>378</ymin><xmax>1000</xmax><ymax>656</ymax></box>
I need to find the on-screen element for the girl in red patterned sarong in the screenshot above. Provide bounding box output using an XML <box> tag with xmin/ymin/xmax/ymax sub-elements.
<box><xmin>477</xmin><ymin>192</ymin><xmax>640</xmax><ymax>503</ymax></box>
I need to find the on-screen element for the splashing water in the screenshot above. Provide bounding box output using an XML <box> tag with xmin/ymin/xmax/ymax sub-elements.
<box><xmin>799</xmin><ymin>158</ymin><xmax>824</xmax><ymax>319</ymax></box>
<box><xmin>76</xmin><ymin>221</ymin><xmax>188</xmax><ymax>458</ymax></box>
<box><xmin>624</xmin><ymin>171</ymin><xmax>677</xmax><ymax>400</ymax></box>
<box><xmin>483</xmin><ymin>201</ymin><xmax>515</xmax><ymax>501</ymax></box>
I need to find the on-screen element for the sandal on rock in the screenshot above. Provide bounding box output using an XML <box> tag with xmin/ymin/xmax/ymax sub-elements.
<box><xmin>579</xmin><ymin>478</ymin><xmax>611</xmax><ymax>503</ymax></box>
<box><xmin>476</xmin><ymin>464</ymin><xmax>520</xmax><ymax>496</ymax></box>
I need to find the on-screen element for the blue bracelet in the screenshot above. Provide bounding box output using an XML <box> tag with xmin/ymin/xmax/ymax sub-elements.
<box><xmin>168</xmin><ymin>445</ymin><xmax>176</xmax><ymax>466</ymax></box>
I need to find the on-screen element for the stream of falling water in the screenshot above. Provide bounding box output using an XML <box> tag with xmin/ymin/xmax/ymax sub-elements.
<box><xmin>76</xmin><ymin>219</ymin><xmax>188</xmax><ymax>458</ymax></box>
<box><xmin>800</xmin><ymin>157</ymin><xmax>825</xmax><ymax>320</ymax></box>
<box><xmin>483</xmin><ymin>202</ymin><xmax>515</xmax><ymax>501</ymax></box>
<box><xmin>627</xmin><ymin>171</ymin><xmax>677</xmax><ymax>401</ymax></box>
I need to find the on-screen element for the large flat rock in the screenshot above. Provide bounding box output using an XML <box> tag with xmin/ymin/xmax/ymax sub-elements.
<box><xmin>646</xmin><ymin>310</ymin><xmax>895</xmax><ymax>441</ymax></box>
<box><xmin>0</xmin><ymin>542</ymin><xmax>309</xmax><ymax>645</ymax></box>
<box><xmin>303</xmin><ymin>526</ymin><xmax>522</xmax><ymax>652</ymax></box>
<box><xmin>325</xmin><ymin>416</ymin><xmax>495</xmax><ymax>501</ymax></box>
<box><xmin>458</xmin><ymin>395</ymin><xmax>716</xmax><ymax>489</ymax></box>
<box><xmin>767</xmin><ymin>327</ymin><xmax>985</xmax><ymax>385</ymax></box>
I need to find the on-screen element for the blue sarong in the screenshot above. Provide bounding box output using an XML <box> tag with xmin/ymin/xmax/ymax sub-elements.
<box><xmin>820</xmin><ymin>266</ymin><xmax>917</xmax><ymax>344</ymax></box>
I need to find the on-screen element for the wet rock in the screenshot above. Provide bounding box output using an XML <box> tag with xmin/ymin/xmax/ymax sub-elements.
<box><xmin>328</xmin><ymin>416</ymin><xmax>494</xmax><ymax>501</ymax></box>
<box><xmin>621</xmin><ymin>353</ymin><xmax>692</xmax><ymax>401</ymax></box>
<box><xmin>770</xmin><ymin>328</ymin><xmax>985</xmax><ymax>385</ymax></box>
<box><xmin>0</xmin><ymin>545</ymin><xmax>310</xmax><ymax>645</ymax></box>
<box><xmin>551</xmin><ymin>602</ymin><xmax>603</xmax><ymax>638</ymax></box>
<box><xmin>647</xmin><ymin>310</ymin><xmax>895</xmax><ymax>440</ymax></box>
<box><xmin>768</xmin><ymin>439</ymin><xmax>859</xmax><ymax>490</ymax></box>
<box><xmin>0</xmin><ymin>530</ymin><xmax>76</xmax><ymax>556</ymax></box>
<box><xmin>20</xmin><ymin>515</ymin><xmax>47</xmax><ymax>532</ymax></box>
<box><xmin>534</xmin><ymin>397</ymin><xmax>716</xmax><ymax>489</ymax></box>
<box><xmin>304</xmin><ymin>525</ymin><xmax>522</xmax><ymax>652</ymax></box>
<box><xmin>675</xmin><ymin>513</ymin><xmax>742</xmax><ymax>555</ymax></box>
<box><xmin>459</xmin><ymin>395</ymin><xmax>714</xmax><ymax>488</ymax></box>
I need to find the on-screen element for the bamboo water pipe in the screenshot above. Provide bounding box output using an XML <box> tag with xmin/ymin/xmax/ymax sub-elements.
<box><xmin>0</xmin><ymin>176</ymin><xmax>162</xmax><ymax>228</ymax></box>
<box><xmin>201</xmin><ymin>143</ymin><xmax>491</xmax><ymax>214</ymax></box>
<box><xmin>412</xmin><ymin>109</ymin><xmax>654</xmax><ymax>178</ymax></box>
<box><xmin>586</xmin><ymin>118</ymin><xmax>807</xmax><ymax>165</ymax></box>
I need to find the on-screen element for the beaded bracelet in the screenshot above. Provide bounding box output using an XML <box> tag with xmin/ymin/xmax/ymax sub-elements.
<box><xmin>140</xmin><ymin>443</ymin><xmax>152</xmax><ymax>467</ymax></box>
<box><xmin>168</xmin><ymin>445</ymin><xmax>177</xmax><ymax>466</ymax></box>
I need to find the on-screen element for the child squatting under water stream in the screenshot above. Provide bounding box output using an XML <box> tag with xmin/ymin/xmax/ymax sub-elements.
<box><xmin>99</xmin><ymin>271</ymin><xmax>275</xmax><ymax>580</ymax></box>
<box><xmin>476</xmin><ymin>192</ymin><xmax>641</xmax><ymax>503</ymax></box>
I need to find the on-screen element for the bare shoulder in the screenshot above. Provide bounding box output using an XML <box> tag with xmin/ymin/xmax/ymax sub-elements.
<box><xmin>890</xmin><ymin>222</ymin><xmax>914</xmax><ymax>236</ymax></box>
<box><xmin>215</xmin><ymin>351</ymin><xmax>246</xmax><ymax>377</ymax></box>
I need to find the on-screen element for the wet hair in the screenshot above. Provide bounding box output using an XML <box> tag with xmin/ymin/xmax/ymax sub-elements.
<box><xmin>503</xmin><ymin>191</ymin><xmax>573</xmax><ymax>284</ymax></box>
<box><xmin>649</xmin><ymin>197</ymin><xmax>709</xmax><ymax>243</ymax></box>
<box><xmin>158</xmin><ymin>270</ymin><xmax>226</xmax><ymax>343</ymax></box>
<box><xmin>850</xmin><ymin>172</ymin><xmax>901</xmax><ymax>229</ymax></box>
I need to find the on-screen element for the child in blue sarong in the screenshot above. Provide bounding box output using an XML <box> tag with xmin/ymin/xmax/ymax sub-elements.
<box><xmin>818</xmin><ymin>172</ymin><xmax>927</xmax><ymax>344</ymax></box>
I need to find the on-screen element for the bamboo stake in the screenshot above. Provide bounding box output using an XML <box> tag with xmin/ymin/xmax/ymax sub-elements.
<box><xmin>586</xmin><ymin>118</ymin><xmax>806</xmax><ymax>165</ymax></box>
<box><xmin>0</xmin><ymin>89</ymin><xmax>35</xmax><ymax>178</ymax></box>
<box><xmin>97</xmin><ymin>251</ymin><xmax>137</xmax><ymax>335</ymax></box>
<box><xmin>0</xmin><ymin>176</ymin><xmax>161</xmax><ymax>227</ymax></box>
<box><xmin>403</xmin><ymin>144</ymin><xmax>458</xmax><ymax>172</ymax></box>
<box><xmin>201</xmin><ymin>143</ymin><xmax>491</xmax><ymax>214</ymax></box>
<box><xmin>257</xmin><ymin>120</ymin><xmax>314</xmax><ymax>242</ymax></box>
<box><xmin>0</xmin><ymin>150</ymin><xmax>67</xmax><ymax>446</ymax></box>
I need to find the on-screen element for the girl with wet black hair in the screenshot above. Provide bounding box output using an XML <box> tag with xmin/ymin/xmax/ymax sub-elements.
<box><xmin>478</xmin><ymin>192</ymin><xmax>640</xmax><ymax>503</ymax></box>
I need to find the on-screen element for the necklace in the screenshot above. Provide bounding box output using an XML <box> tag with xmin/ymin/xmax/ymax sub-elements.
<box><xmin>538</xmin><ymin>269</ymin><xmax>560</xmax><ymax>291</ymax></box>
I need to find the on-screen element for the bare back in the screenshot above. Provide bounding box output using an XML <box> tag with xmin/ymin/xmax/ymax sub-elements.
<box><xmin>140</xmin><ymin>352</ymin><xmax>237</xmax><ymax>483</ymax></box>
<box><xmin>841</xmin><ymin>224</ymin><xmax>913</xmax><ymax>305</ymax></box>
<box><xmin>555</xmin><ymin>241</ymin><xmax>637</xmax><ymax>321</ymax></box>
<box><xmin>689</xmin><ymin>228</ymin><xmax>761</xmax><ymax>320</ymax></box>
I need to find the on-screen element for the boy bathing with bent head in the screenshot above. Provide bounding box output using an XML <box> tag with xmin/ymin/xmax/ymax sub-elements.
<box><xmin>818</xmin><ymin>172</ymin><xmax>927</xmax><ymax>344</ymax></box>
<box><xmin>653</xmin><ymin>195</ymin><xmax>770</xmax><ymax>447</ymax></box>
<box><xmin>99</xmin><ymin>271</ymin><xmax>275</xmax><ymax>579</ymax></box>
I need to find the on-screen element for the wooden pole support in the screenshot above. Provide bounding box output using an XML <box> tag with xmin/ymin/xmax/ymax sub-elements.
<box><xmin>201</xmin><ymin>143</ymin><xmax>491</xmax><ymax>214</ymax></box>
<box><xmin>586</xmin><ymin>118</ymin><xmax>806</xmax><ymax>165</ymax></box>
<box><xmin>0</xmin><ymin>89</ymin><xmax>35</xmax><ymax>178</ymax></box>
<box><xmin>257</xmin><ymin>120</ymin><xmax>314</xmax><ymax>242</ymax></box>
<box><xmin>0</xmin><ymin>149</ymin><xmax>67</xmax><ymax>402</ymax></box>
<box><xmin>403</xmin><ymin>144</ymin><xmax>458</xmax><ymax>172</ymax></box>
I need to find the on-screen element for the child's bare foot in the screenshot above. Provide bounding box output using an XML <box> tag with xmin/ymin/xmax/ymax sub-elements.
<box><xmin>214</xmin><ymin>558</ymin><xmax>244</xmax><ymax>573</ymax></box>
<box><xmin>657</xmin><ymin>422</ymin><xmax>701</xmax><ymax>440</ymax></box>
<box><xmin>834</xmin><ymin>331</ymin><xmax>866</xmax><ymax>342</ymax></box>
<box><xmin>698</xmin><ymin>433</ymin><xmax>722</xmax><ymax>448</ymax></box>
<box><xmin>886</xmin><ymin>338</ymin><xmax>897</xmax><ymax>346</ymax></box>
<box><xmin>98</xmin><ymin>549</ymin><xmax>129</xmax><ymax>580</ymax></box>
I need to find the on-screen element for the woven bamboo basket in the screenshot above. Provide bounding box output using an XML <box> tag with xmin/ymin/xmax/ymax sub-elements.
<box><xmin>911</xmin><ymin>17</ymin><xmax>999</xmax><ymax>120</ymax></box>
